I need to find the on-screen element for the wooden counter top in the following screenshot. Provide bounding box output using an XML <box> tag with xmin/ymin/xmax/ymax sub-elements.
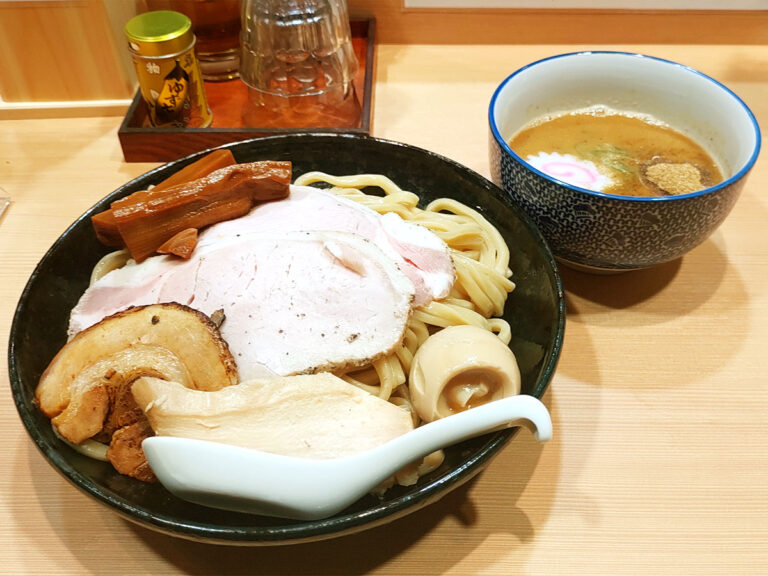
<box><xmin>1</xmin><ymin>43</ymin><xmax>767</xmax><ymax>574</ymax></box>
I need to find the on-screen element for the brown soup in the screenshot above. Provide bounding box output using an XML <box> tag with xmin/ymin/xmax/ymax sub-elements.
<box><xmin>508</xmin><ymin>111</ymin><xmax>724</xmax><ymax>197</ymax></box>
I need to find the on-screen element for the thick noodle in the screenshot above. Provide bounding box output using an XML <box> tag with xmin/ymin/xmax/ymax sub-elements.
<box><xmin>90</xmin><ymin>249</ymin><xmax>131</xmax><ymax>285</ymax></box>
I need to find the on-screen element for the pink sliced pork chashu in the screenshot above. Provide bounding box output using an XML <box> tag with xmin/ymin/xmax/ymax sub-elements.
<box><xmin>70</xmin><ymin>231</ymin><xmax>415</xmax><ymax>379</ymax></box>
<box><xmin>70</xmin><ymin>186</ymin><xmax>456</xmax><ymax>379</ymax></box>
<box><xmin>197</xmin><ymin>185</ymin><xmax>455</xmax><ymax>307</ymax></box>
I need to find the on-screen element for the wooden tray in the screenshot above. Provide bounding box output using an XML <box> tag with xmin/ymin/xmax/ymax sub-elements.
<box><xmin>118</xmin><ymin>20</ymin><xmax>375</xmax><ymax>163</ymax></box>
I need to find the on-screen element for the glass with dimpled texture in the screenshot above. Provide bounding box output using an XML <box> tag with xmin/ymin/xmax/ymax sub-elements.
<box><xmin>239</xmin><ymin>0</ymin><xmax>360</xmax><ymax>128</ymax></box>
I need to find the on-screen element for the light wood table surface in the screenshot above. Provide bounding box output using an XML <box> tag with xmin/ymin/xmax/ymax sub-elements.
<box><xmin>1</xmin><ymin>44</ymin><xmax>767</xmax><ymax>575</ymax></box>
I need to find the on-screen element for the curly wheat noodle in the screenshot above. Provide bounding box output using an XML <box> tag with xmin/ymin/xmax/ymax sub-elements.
<box><xmin>90</xmin><ymin>248</ymin><xmax>131</xmax><ymax>284</ymax></box>
<box><xmin>87</xmin><ymin>172</ymin><xmax>516</xmax><ymax>484</ymax></box>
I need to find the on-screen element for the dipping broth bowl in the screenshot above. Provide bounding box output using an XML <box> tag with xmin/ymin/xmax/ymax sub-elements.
<box><xmin>489</xmin><ymin>51</ymin><xmax>761</xmax><ymax>273</ymax></box>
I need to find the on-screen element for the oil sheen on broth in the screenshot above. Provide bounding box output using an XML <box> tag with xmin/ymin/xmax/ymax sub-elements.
<box><xmin>508</xmin><ymin>109</ymin><xmax>724</xmax><ymax>197</ymax></box>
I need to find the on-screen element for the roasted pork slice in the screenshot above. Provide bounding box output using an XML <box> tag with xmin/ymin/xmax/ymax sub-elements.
<box><xmin>197</xmin><ymin>185</ymin><xmax>456</xmax><ymax>306</ymax></box>
<box><xmin>70</xmin><ymin>232</ymin><xmax>416</xmax><ymax>379</ymax></box>
<box><xmin>132</xmin><ymin>373</ymin><xmax>415</xmax><ymax>459</ymax></box>
<box><xmin>107</xmin><ymin>419</ymin><xmax>156</xmax><ymax>482</ymax></box>
<box><xmin>51</xmin><ymin>343</ymin><xmax>192</xmax><ymax>444</ymax></box>
<box><xmin>37</xmin><ymin>303</ymin><xmax>239</xmax><ymax>482</ymax></box>
<box><xmin>42</xmin><ymin>303</ymin><xmax>238</xmax><ymax>419</ymax></box>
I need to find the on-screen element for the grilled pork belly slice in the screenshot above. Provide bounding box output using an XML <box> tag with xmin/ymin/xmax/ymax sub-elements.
<box><xmin>107</xmin><ymin>419</ymin><xmax>156</xmax><ymax>482</ymax></box>
<box><xmin>51</xmin><ymin>344</ymin><xmax>191</xmax><ymax>444</ymax></box>
<box><xmin>70</xmin><ymin>231</ymin><xmax>416</xmax><ymax>379</ymax></box>
<box><xmin>41</xmin><ymin>303</ymin><xmax>238</xmax><ymax>417</ymax></box>
<box><xmin>37</xmin><ymin>303</ymin><xmax>239</xmax><ymax>481</ymax></box>
<box><xmin>132</xmin><ymin>373</ymin><xmax>415</xmax><ymax>459</ymax></box>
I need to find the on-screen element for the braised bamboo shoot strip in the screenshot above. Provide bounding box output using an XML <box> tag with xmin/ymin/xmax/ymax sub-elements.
<box><xmin>109</xmin><ymin>160</ymin><xmax>291</xmax><ymax>262</ymax></box>
<box><xmin>92</xmin><ymin>148</ymin><xmax>238</xmax><ymax>247</ymax></box>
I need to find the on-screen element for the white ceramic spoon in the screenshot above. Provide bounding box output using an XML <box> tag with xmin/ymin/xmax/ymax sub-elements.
<box><xmin>142</xmin><ymin>394</ymin><xmax>552</xmax><ymax>520</ymax></box>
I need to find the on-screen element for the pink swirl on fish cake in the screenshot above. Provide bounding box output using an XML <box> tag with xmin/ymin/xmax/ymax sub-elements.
<box><xmin>526</xmin><ymin>152</ymin><xmax>612</xmax><ymax>191</ymax></box>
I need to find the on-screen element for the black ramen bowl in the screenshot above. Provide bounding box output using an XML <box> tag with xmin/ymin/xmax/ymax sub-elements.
<box><xmin>489</xmin><ymin>51</ymin><xmax>761</xmax><ymax>273</ymax></box>
<box><xmin>9</xmin><ymin>133</ymin><xmax>565</xmax><ymax>544</ymax></box>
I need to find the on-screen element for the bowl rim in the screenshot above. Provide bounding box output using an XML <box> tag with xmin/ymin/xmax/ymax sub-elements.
<box><xmin>488</xmin><ymin>50</ymin><xmax>762</xmax><ymax>203</ymax></box>
<box><xmin>8</xmin><ymin>132</ymin><xmax>566</xmax><ymax>544</ymax></box>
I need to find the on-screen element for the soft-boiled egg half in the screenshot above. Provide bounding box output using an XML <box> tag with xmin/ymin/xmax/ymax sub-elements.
<box><xmin>409</xmin><ymin>325</ymin><xmax>521</xmax><ymax>423</ymax></box>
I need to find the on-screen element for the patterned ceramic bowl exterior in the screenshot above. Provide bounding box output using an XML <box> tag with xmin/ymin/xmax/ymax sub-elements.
<box><xmin>489</xmin><ymin>51</ymin><xmax>761</xmax><ymax>273</ymax></box>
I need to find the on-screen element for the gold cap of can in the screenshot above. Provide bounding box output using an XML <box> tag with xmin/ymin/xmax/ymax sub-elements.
<box><xmin>125</xmin><ymin>10</ymin><xmax>194</xmax><ymax>58</ymax></box>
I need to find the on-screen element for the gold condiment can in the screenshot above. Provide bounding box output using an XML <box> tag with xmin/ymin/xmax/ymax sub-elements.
<box><xmin>125</xmin><ymin>10</ymin><xmax>212</xmax><ymax>128</ymax></box>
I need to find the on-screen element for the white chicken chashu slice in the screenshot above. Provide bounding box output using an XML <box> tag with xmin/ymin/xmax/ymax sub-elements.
<box><xmin>70</xmin><ymin>231</ymin><xmax>415</xmax><ymax>378</ymax></box>
<box><xmin>132</xmin><ymin>373</ymin><xmax>415</xmax><ymax>459</ymax></box>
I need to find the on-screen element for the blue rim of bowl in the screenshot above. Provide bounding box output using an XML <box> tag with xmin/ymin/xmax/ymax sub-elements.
<box><xmin>488</xmin><ymin>50</ymin><xmax>762</xmax><ymax>203</ymax></box>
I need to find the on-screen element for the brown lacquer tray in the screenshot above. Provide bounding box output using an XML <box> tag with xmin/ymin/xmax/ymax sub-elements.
<box><xmin>118</xmin><ymin>20</ymin><xmax>375</xmax><ymax>162</ymax></box>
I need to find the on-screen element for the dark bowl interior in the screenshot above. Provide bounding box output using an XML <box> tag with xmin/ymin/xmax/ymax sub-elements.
<box><xmin>8</xmin><ymin>133</ymin><xmax>565</xmax><ymax>544</ymax></box>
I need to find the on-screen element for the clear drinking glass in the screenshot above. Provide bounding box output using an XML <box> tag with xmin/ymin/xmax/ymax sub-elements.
<box><xmin>239</xmin><ymin>0</ymin><xmax>360</xmax><ymax>128</ymax></box>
